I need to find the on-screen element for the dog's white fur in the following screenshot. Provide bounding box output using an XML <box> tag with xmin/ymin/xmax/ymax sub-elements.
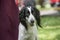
<box><xmin>18</xmin><ymin>7</ymin><xmax>38</xmax><ymax>40</ymax></box>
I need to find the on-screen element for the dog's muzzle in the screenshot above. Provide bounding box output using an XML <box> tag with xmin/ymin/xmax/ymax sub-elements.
<box><xmin>30</xmin><ymin>20</ymin><xmax>34</xmax><ymax>26</ymax></box>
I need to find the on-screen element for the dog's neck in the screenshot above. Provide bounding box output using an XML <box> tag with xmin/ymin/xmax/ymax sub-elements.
<box><xmin>19</xmin><ymin>22</ymin><xmax>37</xmax><ymax>34</ymax></box>
<box><xmin>26</xmin><ymin>22</ymin><xmax>37</xmax><ymax>33</ymax></box>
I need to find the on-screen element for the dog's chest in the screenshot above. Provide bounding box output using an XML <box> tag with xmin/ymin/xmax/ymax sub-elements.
<box><xmin>18</xmin><ymin>23</ymin><xmax>37</xmax><ymax>40</ymax></box>
<box><xmin>25</xmin><ymin>25</ymin><xmax>37</xmax><ymax>37</ymax></box>
<box><xmin>24</xmin><ymin>26</ymin><xmax>37</xmax><ymax>40</ymax></box>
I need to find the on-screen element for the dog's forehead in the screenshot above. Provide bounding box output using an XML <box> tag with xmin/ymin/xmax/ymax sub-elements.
<box><xmin>26</xmin><ymin>6</ymin><xmax>34</xmax><ymax>13</ymax></box>
<box><xmin>27</xmin><ymin>6</ymin><xmax>31</xmax><ymax>12</ymax></box>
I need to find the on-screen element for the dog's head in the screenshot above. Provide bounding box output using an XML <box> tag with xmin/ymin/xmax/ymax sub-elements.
<box><xmin>19</xmin><ymin>6</ymin><xmax>42</xmax><ymax>29</ymax></box>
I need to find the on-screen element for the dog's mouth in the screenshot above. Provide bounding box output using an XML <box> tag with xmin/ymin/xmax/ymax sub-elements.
<box><xmin>30</xmin><ymin>23</ymin><xmax>34</xmax><ymax>26</ymax></box>
<box><xmin>30</xmin><ymin>20</ymin><xmax>34</xmax><ymax>26</ymax></box>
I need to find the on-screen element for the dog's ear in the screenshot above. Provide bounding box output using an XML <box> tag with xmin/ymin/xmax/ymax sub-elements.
<box><xmin>19</xmin><ymin>8</ymin><xmax>25</xmax><ymax>22</ymax></box>
<box><xmin>19</xmin><ymin>8</ymin><xmax>28</xmax><ymax>30</ymax></box>
<box><xmin>33</xmin><ymin>7</ymin><xmax>42</xmax><ymax>28</ymax></box>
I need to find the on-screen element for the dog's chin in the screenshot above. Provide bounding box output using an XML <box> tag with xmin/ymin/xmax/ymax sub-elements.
<box><xmin>30</xmin><ymin>23</ymin><xmax>34</xmax><ymax>26</ymax></box>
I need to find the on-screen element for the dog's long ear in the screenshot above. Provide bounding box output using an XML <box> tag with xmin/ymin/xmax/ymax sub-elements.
<box><xmin>33</xmin><ymin>7</ymin><xmax>42</xmax><ymax>28</ymax></box>
<box><xmin>19</xmin><ymin>8</ymin><xmax>28</xmax><ymax>30</ymax></box>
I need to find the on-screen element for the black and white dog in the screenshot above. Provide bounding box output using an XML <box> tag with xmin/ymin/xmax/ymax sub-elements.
<box><xmin>18</xmin><ymin>6</ymin><xmax>41</xmax><ymax>40</ymax></box>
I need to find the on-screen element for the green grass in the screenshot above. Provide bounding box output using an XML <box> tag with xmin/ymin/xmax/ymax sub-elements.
<box><xmin>38</xmin><ymin>27</ymin><xmax>60</xmax><ymax>40</ymax></box>
<box><xmin>38</xmin><ymin>16</ymin><xmax>60</xmax><ymax>40</ymax></box>
<box><xmin>41</xmin><ymin>16</ymin><xmax>60</xmax><ymax>27</ymax></box>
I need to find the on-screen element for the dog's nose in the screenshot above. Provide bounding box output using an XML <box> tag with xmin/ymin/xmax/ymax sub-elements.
<box><xmin>31</xmin><ymin>20</ymin><xmax>34</xmax><ymax>23</ymax></box>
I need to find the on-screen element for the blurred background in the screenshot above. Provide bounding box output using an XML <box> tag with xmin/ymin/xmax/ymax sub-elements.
<box><xmin>36</xmin><ymin>0</ymin><xmax>60</xmax><ymax>40</ymax></box>
<box><xmin>16</xmin><ymin>0</ymin><xmax>60</xmax><ymax>40</ymax></box>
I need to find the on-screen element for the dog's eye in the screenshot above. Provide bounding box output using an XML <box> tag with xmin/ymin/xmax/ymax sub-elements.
<box><xmin>31</xmin><ymin>9</ymin><xmax>34</xmax><ymax>13</ymax></box>
<box><xmin>25</xmin><ymin>14</ymin><xmax>29</xmax><ymax>17</ymax></box>
<box><xmin>32</xmin><ymin>10</ymin><xmax>34</xmax><ymax>13</ymax></box>
<box><xmin>27</xmin><ymin>11</ymin><xmax>30</xmax><ymax>13</ymax></box>
<box><xmin>25</xmin><ymin>11</ymin><xmax>30</xmax><ymax>17</ymax></box>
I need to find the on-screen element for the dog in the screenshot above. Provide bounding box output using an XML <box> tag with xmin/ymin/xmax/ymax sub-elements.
<box><xmin>18</xmin><ymin>6</ymin><xmax>41</xmax><ymax>40</ymax></box>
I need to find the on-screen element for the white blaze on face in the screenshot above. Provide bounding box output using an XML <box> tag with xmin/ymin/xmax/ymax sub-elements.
<box><xmin>26</xmin><ymin>7</ymin><xmax>35</xmax><ymax>23</ymax></box>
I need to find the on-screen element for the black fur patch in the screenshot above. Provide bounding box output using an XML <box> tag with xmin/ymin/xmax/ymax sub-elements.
<box><xmin>19</xmin><ymin>7</ymin><xmax>28</xmax><ymax>30</ymax></box>
<box><xmin>31</xmin><ymin>7</ymin><xmax>42</xmax><ymax>27</ymax></box>
<box><xmin>19</xmin><ymin>7</ymin><xmax>42</xmax><ymax>30</ymax></box>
